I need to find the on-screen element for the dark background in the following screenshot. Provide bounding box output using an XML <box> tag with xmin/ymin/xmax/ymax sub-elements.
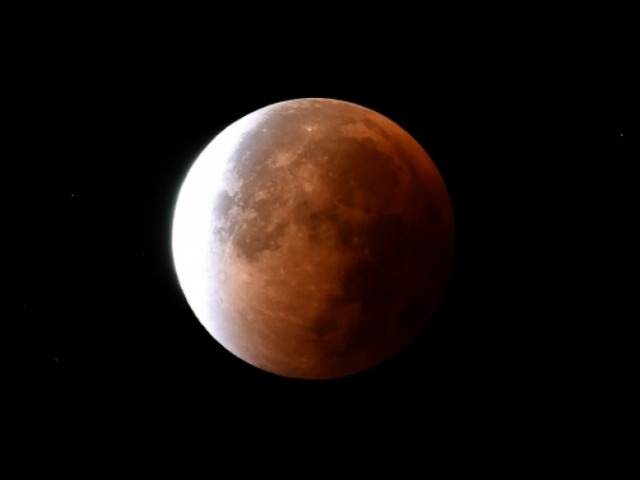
<box><xmin>12</xmin><ymin>18</ymin><xmax>629</xmax><ymax>460</ymax></box>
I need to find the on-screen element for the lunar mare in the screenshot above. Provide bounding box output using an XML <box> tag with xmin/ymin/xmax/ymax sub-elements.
<box><xmin>172</xmin><ymin>98</ymin><xmax>454</xmax><ymax>379</ymax></box>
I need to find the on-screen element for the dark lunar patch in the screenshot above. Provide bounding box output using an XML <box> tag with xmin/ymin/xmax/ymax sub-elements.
<box><xmin>292</xmin><ymin>203</ymin><xmax>341</xmax><ymax>245</ymax></box>
<box><xmin>360</xmin><ymin>117</ymin><xmax>396</xmax><ymax>144</ymax></box>
<box><xmin>327</xmin><ymin>213</ymin><xmax>413</xmax><ymax>352</ymax></box>
<box><xmin>213</xmin><ymin>225</ymin><xmax>226</xmax><ymax>244</ymax></box>
<box><xmin>233</xmin><ymin>219</ymin><xmax>289</xmax><ymax>262</ymax></box>
<box><xmin>214</xmin><ymin>190</ymin><xmax>235</xmax><ymax>219</ymax></box>
<box><xmin>307</xmin><ymin>209</ymin><xmax>339</xmax><ymax>229</ymax></box>
<box><xmin>312</xmin><ymin>314</ymin><xmax>340</xmax><ymax>338</ymax></box>
<box><xmin>310</xmin><ymin>210</ymin><xmax>337</xmax><ymax>239</ymax></box>
<box><xmin>320</xmin><ymin>289</ymin><xmax>389</xmax><ymax>359</ymax></box>
<box><xmin>322</xmin><ymin>136</ymin><xmax>399</xmax><ymax>210</ymax></box>
<box><xmin>212</xmin><ymin>191</ymin><xmax>239</xmax><ymax>244</ymax></box>
<box><xmin>335</xmin><ymin>218</ymin><xmax>362</xmax><ymax>250</ymax></box>
<box><xmin>341</xmin><ymin>260</ymin><xmax>388</xmax><ymax>313</ymax></box>
<box><xmin>346</xmin><ymin>317</ymin><xmax>388</xmax><ymax>356</ymax></box>
<box><xmin>291</xmin><ymin>199</ymin><xmax>313</xmax><ymax>220</ymax></box>
<box><xmin>308</xmin><ymin>213</ymin><xmax>412</xmax><ymax>321</ymax></box>
<box><xmin>365</xmin><ymin>214</ymin><xmax>407</xmax><ymax>260</ymax></box>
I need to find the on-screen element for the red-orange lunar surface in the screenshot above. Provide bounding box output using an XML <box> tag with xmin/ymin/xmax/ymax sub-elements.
<box><xmin>172</xmin><ymin>98</ymin><xmax>454</xmax><ymax>379</ymax></box>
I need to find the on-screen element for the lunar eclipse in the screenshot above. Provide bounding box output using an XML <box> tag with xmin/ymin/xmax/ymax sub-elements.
<box><xmin>172</xmin><ymin>98</ymin><xmax>454</xmax><ymax>379</ymax></box>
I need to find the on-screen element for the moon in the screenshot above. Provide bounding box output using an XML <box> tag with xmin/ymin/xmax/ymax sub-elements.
<box><xmin>172</xmin><ymin>98</ymin><xmax>454</xmax><ymax>379</ymax></box>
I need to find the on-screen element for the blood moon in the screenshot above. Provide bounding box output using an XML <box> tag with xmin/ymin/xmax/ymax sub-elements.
<box><xmin>172</xmin><ymin>98</ymin><xmax>454</xmax><ymax>379</ymax></box>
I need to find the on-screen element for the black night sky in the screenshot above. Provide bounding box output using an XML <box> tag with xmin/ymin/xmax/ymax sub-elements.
<box><xmin>12</xmin><ymin>19</ymin><xmax>629</xmax><ymax>462</ymax></box>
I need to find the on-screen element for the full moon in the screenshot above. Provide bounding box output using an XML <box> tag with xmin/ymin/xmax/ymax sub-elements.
<box><xmin>172</xmin><ymin>98</ymin><xmax>454</xmax><ymax>379</ymax></box>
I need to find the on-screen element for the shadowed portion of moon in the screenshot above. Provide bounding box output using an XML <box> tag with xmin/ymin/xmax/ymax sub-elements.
<box><xmin>173</xmin><ymin>98</ymin><xmax>454</xmax><ymax>379</ymax></box>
